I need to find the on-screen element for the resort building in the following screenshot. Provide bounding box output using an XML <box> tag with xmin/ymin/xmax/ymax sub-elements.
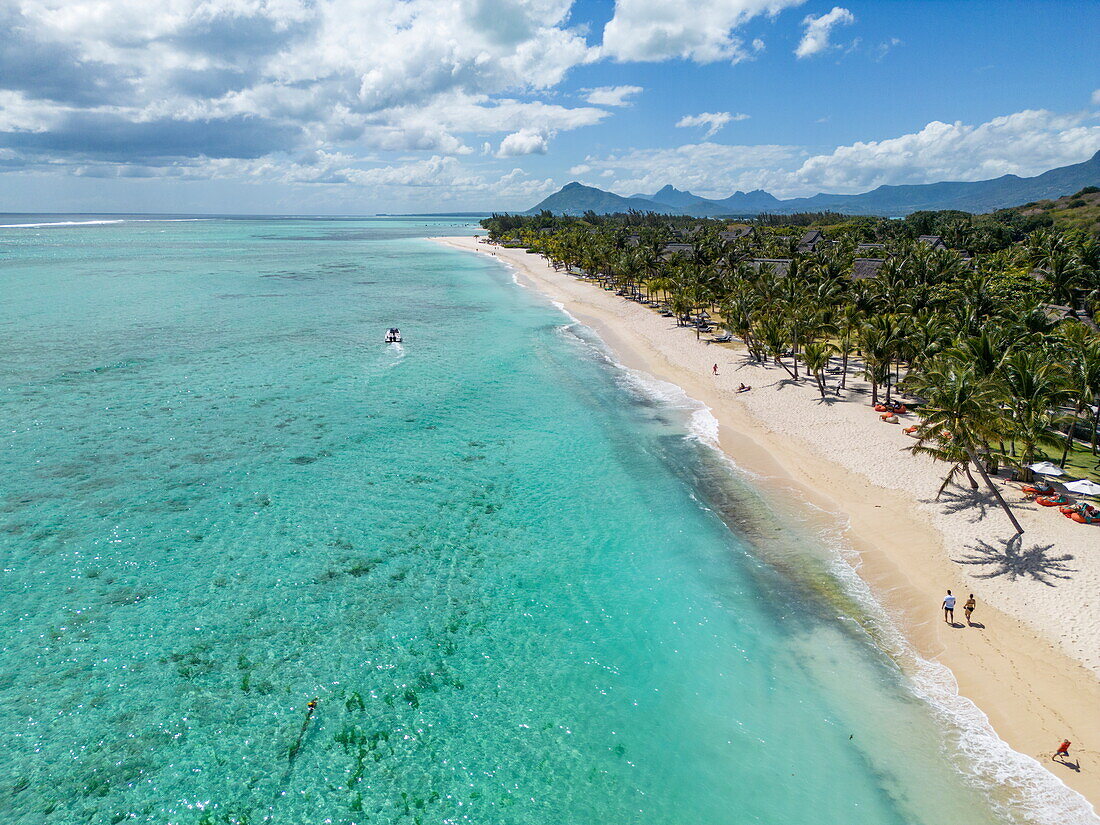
<box><xmin>850</xmin><ymin>258</ymin><xmax>886</xmax><ymax>280</ymax></box>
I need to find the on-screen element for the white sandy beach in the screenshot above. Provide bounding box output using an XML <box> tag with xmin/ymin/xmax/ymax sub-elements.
<box><xmin>436</xmin><ymin>234</ymin><xmax>1100</xmax><ymax>811</ymax></box>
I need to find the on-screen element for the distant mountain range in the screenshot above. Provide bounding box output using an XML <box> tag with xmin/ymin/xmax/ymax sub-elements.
<box><xmin>527</xmin><ymin>150</ymin><xmax>1100</xmax><ymax>217</ymax></box>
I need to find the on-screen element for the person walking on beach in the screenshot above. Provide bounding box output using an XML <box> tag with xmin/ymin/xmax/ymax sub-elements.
<box><xmin>943</xmin><ymin>590</ymin><xmax>956</xmax><ymax>624</ymax></box>
<box><xmin>1053</xmin><ymin>740</ymin><xmax>1072</xmax><ymax>762</ymax></box>
<box><xmin>963</xmin><ymin>594</ymin><xmax>976</xmax><ymax>625</ymax></box>
<box><xmin>712</xmin><ymin>363</ymin><xmax>719</xmax><ymax>376</ymax></box>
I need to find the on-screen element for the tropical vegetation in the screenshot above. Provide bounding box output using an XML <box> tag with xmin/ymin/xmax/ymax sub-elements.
<box><xmin>482</xmin><ymin>208</ymin><xmax>1100</xmax><ymax>533</ymax></box>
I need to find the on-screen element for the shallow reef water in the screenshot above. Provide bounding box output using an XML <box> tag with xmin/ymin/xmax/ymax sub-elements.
<box><xmin>0</xmin><ymin>217</ymin><xmax>1077</xmax><ymax>824</ymax></box>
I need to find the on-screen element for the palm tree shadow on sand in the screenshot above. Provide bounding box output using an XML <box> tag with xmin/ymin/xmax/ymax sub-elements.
<box><xmin>955</xmin><ymin>534</ymin><xmax>1075</xmax><ymax>586</ymax></box>
<box><xmin>929</xmin><ymin>487</ymin><xmax>993</xmax><ymax>522</ymax></box>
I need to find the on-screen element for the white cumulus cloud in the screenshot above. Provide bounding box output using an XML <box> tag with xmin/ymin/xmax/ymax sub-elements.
<box><xmin>567</xmin><ymin>107</ymin><xmax>1100</xmax><ymax>200</ymax></box>
<box><xmin>791</xmin><ymin>108</ymin><xmax>1100</xmax><ymax>192</ymax></box>
<box><xmin>577</xmin><ymin>142</ymin><xmax>801</xmax><ymax>197</ymax></box>
<box><xmin>602</xmin><ymin>0</ymin><xmax>806</xmax><ymax>63</ymax></box>
<box><xmin>497</xmin><ymin>128</ymin><xmax>550</xmax><ymax>157</ymax></box>
<box><xmin>0</xmin><ymin>0</ymin><xmax>602</xmax><ymax>166</ymax></box>
<box><xmin>795</xmin><ymin>6</ymin><xmax>855</xmax><ymax>59</ymax></box>
<box><xmin>676</xmin><ymin>111</ymin><xmax>749</xmax><ymax>138</ymax></box>
<box><xmin>583</xmin><ymin>85</ymin><xmax>644</xmax><ymax>106</ymax></box>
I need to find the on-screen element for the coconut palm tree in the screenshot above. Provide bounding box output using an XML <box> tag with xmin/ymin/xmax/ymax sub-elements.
<box><xmin>721</xmin><ymin>289</ymin><xmax>764</xmax><ymax>361</ymax></box>
<box><xmin>801</xmin><ymin>341</ymin><xmax>836</xmax><ymax>398</ymax></box>
<box><xmin>1057</xmin><ymin>326</ymin><xmax>1100</xmax><ymax>465</ymax></box>
<box><xmin>756</xmin><ymin>315</ymin><xmax>798</xmax><ymax>378</ymax></box>
<box><xmin>1036</xmin><ymin>249</ymin><xmax>1083</xmax><ymax>309</ymax></box>
<box><xmin>996</xmin><ymin>350</ymin><xmax>1070</xmax><ymax>479</ymax></box>
<box><xmin>908</xmin><ymin>363</ymin><xmax>1023</xmax><ymax>533</ymax></box>
<box><xmin>859</xmin><ymin>315</ymin><xmax>901</xmax><ymax>405</ymax></box>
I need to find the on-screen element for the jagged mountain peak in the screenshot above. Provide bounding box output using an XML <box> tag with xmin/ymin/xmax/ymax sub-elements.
<box><xmin>526</xmin><ymin>150</ymin><xmax>1100</xmax><ymax>217</ymax></box>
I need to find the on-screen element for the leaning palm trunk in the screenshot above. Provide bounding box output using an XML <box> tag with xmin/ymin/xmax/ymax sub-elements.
<box><xmin>774</xmin><ymin>354</ymin><xmax>797</xmax><ymax>379</ymax></box>
<box><xmin>908</xmin><ymin>363</ymin><xmax>1023</xmax><ymax>534</ymax></box>
<box><xmin>966</xmin><ymin>447</ymin><xmax>1024</xmax><ymax>534</ymax></box>
<box><xmin>963</xmin><ymin>461</ymin><xmax>979</xmax><ymax>489</ymax></box>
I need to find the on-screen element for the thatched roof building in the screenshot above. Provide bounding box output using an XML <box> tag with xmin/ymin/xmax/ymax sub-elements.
<box><xmin>850</xmin><ymin>258</ymin><xmax>885</xmax><ymax>281</ymax></box>
<box><xmin>798</xmin><ymin>229</ymin><xmax>825</xmax><ymax>252</ymax></box>
<box><xmin>720</xmin><ymin>227</ymin><xmax>753</xmax><ymax>242</ymax></box>
<box><xmin>856</xmin><ymin>243</ymin><xmax>885</xmax><ymax>254</ymax></box>
<box><xmin>751</xmin><ymin>258</ymin><xmax>792</xmax><ymax>277</ymax></box>
<box><xmin>661</xmin><ymin>243</ymin><xmax>695</xmax><ymax>259</ymax></box>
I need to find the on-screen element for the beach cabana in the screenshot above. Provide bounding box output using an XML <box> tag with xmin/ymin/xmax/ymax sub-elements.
<box><xmin>917</xmin><ymin>235</ymin><xmax>947</xmax><ymax>250</ymax></box>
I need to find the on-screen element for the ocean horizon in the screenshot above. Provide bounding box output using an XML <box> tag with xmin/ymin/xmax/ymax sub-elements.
<box><xmin>0</xmin><ymin>216</ymin><xmax>1089</xmax><ymax>825</ymax></box>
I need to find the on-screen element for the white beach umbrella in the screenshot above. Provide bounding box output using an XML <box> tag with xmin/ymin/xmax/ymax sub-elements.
<box><xmin>1029</xmin><ymin>461</ymin><xmax>1065</xmax><ymax>476</ymax></box>
<box><xmin>1064</xmin><ymin>479</ymin><xmax>1100</xmax><ymax>496</ymax></box>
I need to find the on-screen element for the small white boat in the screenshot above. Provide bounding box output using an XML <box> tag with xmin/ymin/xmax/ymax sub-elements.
<box><xmin>384</xmin><ymin>327</ymin><xmax>402</xmax><ymax>343</ymax></box>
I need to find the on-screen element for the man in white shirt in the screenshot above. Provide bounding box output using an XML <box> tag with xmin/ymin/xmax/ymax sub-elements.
<box><xmin>943</xmin><ymin>590</ymin><xmax>956</xmax><ymax>624</ymax></box>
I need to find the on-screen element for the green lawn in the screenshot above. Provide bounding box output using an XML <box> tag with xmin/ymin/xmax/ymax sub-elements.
<box><xmin>1010</xmin><ymin>438</ymin><xmax>1100</xmax><ymax>483</ymax></box>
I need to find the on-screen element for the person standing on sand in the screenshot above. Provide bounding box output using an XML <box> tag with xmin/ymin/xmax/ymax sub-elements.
<box><xmin>1053</xmin><ymin>740</ymin><xmax>1072</xmax><ymax>762</ymax></box>
<box><xmin>943</xmin><ymin>590</ymin><xmax>956</xmax><ymax>624</ymax></box>
<box><xmin>713</xmin><ymin>364</ymin><xmax>719</xmax><ymax>376</ymax></box>
<box><xmin>964</xmin><ymin>594</ymin><xmax>976</xmax><ymax>625</ymax></box>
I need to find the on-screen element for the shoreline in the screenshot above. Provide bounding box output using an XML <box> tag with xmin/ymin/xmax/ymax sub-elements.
<box><xmin>434</xmin><ymin>235</ymin><xmax>1100</xmax><ymax>816</ymax></box>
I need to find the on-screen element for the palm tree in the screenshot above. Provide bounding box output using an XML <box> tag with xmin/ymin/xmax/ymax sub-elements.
<box><xmin>1056</xmin><ymin>327</ymin><xmax>1100</xmax><ymax>465</ymax></box>
<box><xmin>1074</xmin><ymin>236</ymin><xmax>1100</xmax><ymax>322</ymax></box>
<box><xmin>669</xmin><ymin>291</ymin><xmax>694</xmax><ymax>326</ymax></box>
<box><xmin>1036</xmin><ymin>249</ymin><xmax>1082</xmax><ymax>309</ymax></box>
<box><xmin>801</xmin><ymin>341</ymin><xmax>835</xmax><ymax>399</ymax></box>
<box><xmin>945</xmin><ymin>330</ymin><xmax>1008</xmax><ymax>383</ymax></box>
<box><xmin>908</xmin><ymin>363</ymin><xmax>1024</xmax><ymax>533</ymax></box>
<box><xmin>721</xmin><ymin>290</ymin><xmax>764</xmax><ymax>361</ymax></box>
<box><xmin>859</xmin><ymin>316</ymin><xmax>901</xmax><ymax>406</ymax></box>
<box><xmin>996</xmin><ymin>350</ymin><xmax>1070</xmax><ymax>480</ymax></box>
<box><xmin>756</xmin><ymin>315</ymin><xmax>798</xmax><ymax>378</ymax></box>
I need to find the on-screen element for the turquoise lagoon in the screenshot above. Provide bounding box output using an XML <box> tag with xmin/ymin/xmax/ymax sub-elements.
<box><xmin>0</xmin><ymin>217</ymin><xmax>1089</xmax><ymax>824</ymax></box>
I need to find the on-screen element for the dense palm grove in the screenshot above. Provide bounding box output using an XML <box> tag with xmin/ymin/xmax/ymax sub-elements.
<box><xmin>481</xmin><ymin>209</ymin><xmax>1100</xmax><ymax>532</ymax></box>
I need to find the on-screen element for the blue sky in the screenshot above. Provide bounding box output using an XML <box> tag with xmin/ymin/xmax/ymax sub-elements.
<box><xmin>0</xmin><ymin>0</ymin><xmax>1097</xmax><ymax>214</ymax></box>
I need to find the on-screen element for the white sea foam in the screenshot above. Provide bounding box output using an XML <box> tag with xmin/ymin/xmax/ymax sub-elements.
<box><xmin>0</xmin><ymin>218</ymin><xmax>210</xmax><ymax>228</ymax></box>
<box><xmin>540</xmin><ymin>292</ymin><xmax>1098</xmax><ymax>825</ymax></box>
<box><xmin>617</xmin><ymin>365</ymin><xmax>720</xmax><ymax>447</ymax></box>
<box><xmin>0</xmin><ymin>220</ymin><xmax>127</xmax><ymax>228</ymax></box>
<box><xmin>387</xmin><ymin>341</ymin><xmax>405</xmax><ymax>362</ymax></box>
<box><xmin>479</xmin><ymin>251</ymin><xmax>530</xmax><ymax>290</ymax></box>
<box><xmin>812</xmin><ymin>514</ymin><xmax>1097</xmax><ymax>824</ymax></box>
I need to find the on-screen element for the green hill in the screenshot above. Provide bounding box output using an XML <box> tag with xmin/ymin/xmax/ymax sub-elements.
<box><xmin>997</xmin><ymin>186</ymin><xmax>1100</xmax><ymax>233</ymax></box>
